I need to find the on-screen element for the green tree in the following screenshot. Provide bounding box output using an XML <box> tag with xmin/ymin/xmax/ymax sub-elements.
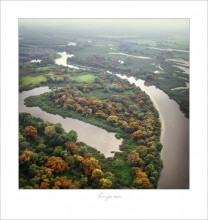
<box><xmin>144</xmin><ymin>154</ymin><xmax>155</xmax><ymax>163</ymax></box>
<box><xmin>145</xmin><ymin>163</ymin><xmax>155</xmax><ymax>173</ymax></box>
<box><xmin>68</xmin><ymin>130</ymin><xmax>78</xmax><ymax>142</ymax></box>
<box><xmin>36</xmin><ymin>143</ymin><xmax>46</xmax><ymax>152</ymax></box>
<box><xmin>114</xmin><ymin>159</ymin><xmax>125</xmax><ymax>167</ymax></box>
<box><xmin>53</xmin><ymin>146</ymin><xmax>64</xmax><ymax>157</ymax></box>
<box><xmin>54</xmin><ymin>123</ymin><xmax>64</xmax><ymax>134</ymax></box>
<box><xmin>129</xmin><ymin>104</ymin><xmax>139</xmax><ymax>113</ymax></box>
<box><xmin>78</xmin><ymin>146</ymin><xmax>88</xmax><ymax>156</ymax></box>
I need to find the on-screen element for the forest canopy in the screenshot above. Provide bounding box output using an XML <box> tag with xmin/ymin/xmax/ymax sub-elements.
<box><xmin>19</xmin><ymin>112</ymin><xmax>163</xmax><ymax>189</ymax></box>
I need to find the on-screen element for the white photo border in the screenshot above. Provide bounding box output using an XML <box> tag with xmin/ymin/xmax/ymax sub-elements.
<box><xmin>1</xmin><ymin>1</ymin><xmax>207</xmax><ymax>220</ymax></box>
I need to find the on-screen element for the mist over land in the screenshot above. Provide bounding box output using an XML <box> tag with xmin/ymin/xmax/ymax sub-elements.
<box><xmin>19</xmin><ymin>19</ymin><xmax>189</xmax><ymax>38</ymax></box>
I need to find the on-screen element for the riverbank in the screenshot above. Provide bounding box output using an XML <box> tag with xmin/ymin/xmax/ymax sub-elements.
<box><xmin>113</xmin><ymin>72</ymin><xmax>189</xmax><ymax>188</ymax></box>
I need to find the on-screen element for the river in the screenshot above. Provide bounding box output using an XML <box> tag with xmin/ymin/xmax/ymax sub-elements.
<box><xmin>55</xmin><ymin>52</ymin><xmax>79</xmax><ymax>69</ymax></box>
<box><xmin>148</xmin><ymin>47</ymin><xmax>189</xmax><ymax>53</ymax></box>
<box><xmin>116</xmin><ymin>74</ymin><xmax>189</xmax><ymax>189</ymax></box>
<box><xmin>109</xmin><ymin>52</ymin><xmax>152</xmax><ymax>60</ymax></box>
<box><xmin>54</xmin><ymin>51</ymin><xmax>189</xmax><ymax>189</ymax></box>
<box><xmin>19</xmin><ymin>87</ymin><xmax>122</xmax><ymax>158</ymax></box>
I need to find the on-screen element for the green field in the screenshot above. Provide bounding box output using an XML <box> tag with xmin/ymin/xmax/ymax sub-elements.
<box><xmin>20</xmin><ymin>75</ymin><xmax>47</xmax><ymax>87</ymax></box>
<box><xmin>46</xmin><ymin>72</ymin><xmax>56</xmax><ymax>80</ymax></box>
<box><xmin>70</xmin><ymin>74</ymin><xmax>96</xmax><ymax>82</ymax></box>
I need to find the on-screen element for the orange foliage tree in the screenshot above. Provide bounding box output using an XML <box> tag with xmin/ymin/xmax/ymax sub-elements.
<box><xmin>132</xmin><ymin>167</ymin><xmax>153</xmax><ymax>189</ymax></box>
<box><xmin>53</xmin><ymin>176</ymin><xmax>79</xmax><ymax>189</ymax></box>
<box><xmin>24</xmin><ymin>126</ymin><xmax>37</xmax><ymax>139</ymax></box>
<box><xmin>64</xmin><ymin>141</ymin><xmax>77</xmax><ymax>155</ymax></box>
<box><xmin>128</xmin><ymin>151</ymin><xmax>140</xmax><ymax>165</ymax></box>
<box><xmin>45</xmin><ymin>156</ymin><xmax>68</xmax><ymax>173</ymax></box>
<box><xmin>131</xmin><ymin>130</ymin><xmax>147</xmax><ymax>140</ymax></box>
<box><xmin>40</xmin><ymin>179</ymin><xmax>50</xmax><ymax>189</ymax></box>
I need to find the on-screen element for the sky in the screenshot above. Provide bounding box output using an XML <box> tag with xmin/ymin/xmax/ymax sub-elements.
<box><xmin>19</xmin><ymin>19</ymin><xmax>189</xmax><ymax>36</ymax></box>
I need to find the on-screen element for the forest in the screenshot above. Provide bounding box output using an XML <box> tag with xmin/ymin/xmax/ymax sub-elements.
<box><xmin>20</xmin><ymin>71</ymin><xmax>163</xmax><ymax>189</ymax></box>
<box><xmin>19</xmin><ymin>111</ymin><xmax>162</xmax><ymax>189</ymax></box>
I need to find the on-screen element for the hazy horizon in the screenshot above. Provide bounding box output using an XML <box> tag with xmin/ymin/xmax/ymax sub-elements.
<box><xmin>19</xmin><ymin>19</ymin><xmax>189</xmax><ymax>37</ymax></box>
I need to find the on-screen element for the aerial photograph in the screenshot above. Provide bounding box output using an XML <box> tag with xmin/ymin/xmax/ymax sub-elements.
<box><xmin>19</xmin><ymin>19</ymin><xmax>189</xmax><ymax>189</ymax></box>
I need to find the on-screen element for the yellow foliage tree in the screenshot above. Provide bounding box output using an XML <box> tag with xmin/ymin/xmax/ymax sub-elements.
<box><xmin>99</xmin><ymin>178</ymin><xmax>112</xmax><ymax>189</ymax></box>
<box><xmin>24</xmin><ymin>126</ymin><xmax>37</xmax><ymax>139</ymax></box>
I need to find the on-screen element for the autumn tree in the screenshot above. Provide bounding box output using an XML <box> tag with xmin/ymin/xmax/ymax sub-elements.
<box><xmin>128</xmin><ymin>152</ymin><xmax>140</xmax><ymax>165</ymax></box>
<box><xmin>107</xmin><ymin>115</ymin><xmax>118</xmax><ymax>126</ymax></box>
<box><xmin>99</xmin><ymin>178</ymin><xmax>112</xmax><ymax>189</ymax></box>
<box><xmin>19</xmin><ymin>150</ymin><xmax>38</xmax><ymax>164</ymax></box>
<box><xmin>132</xmin><ymin>167</ymin><xmax>153</xmax><ymax>189</ymax></box>
<box><xmin>91</xmin><ymin>169</ymin><xmax>103</xmax><ymax>181</ymax></box>
<box><xmin>44</xmin><ymin>125</ymin><xmax>56</xmax><ymax>138</ymax></box>
<box><xmin>131</xmin><ymin>130</ymin><xmax>147</xmax><ymax>140</ymax></box>
<box><xmin>31</xmin><ymin>166</ymin><xmax>53</xmax><ymax>189</ymax></box>
<box><xmin>64</xmin><ymin>98</ymin><xmax>75</xmax><ymax>109</ymax></box>
<box><xmin>53</xmin><ymin>176</ymin><xmax>79</xmax><ymax>189</ymax></box>
<box><xmin>95</xmin><ymin>110</ymin><xmax>108</xmax><ymax>119</ymax></box>
<box><xmin>81</xmin><ymin>157</ymin><xmax>101</xmax><ymax>175</ymax></box>
<box><xmin>24</xmin><ymin>126</ymin><xmax>37</xmax><ymax>139</ymax></box>
<box><xmin>40</xmin><ymin>179</ymin><xmax>50</xmax><ymax>189</ymax></box>
<box><xmin>64</xmin><ymin>141</ymin><xmax>77</xmax><ymax>155</ymax></box>
<box><xmin>45</xmin><ymin>156</ymin><xmax>68</xmax><ymax>173</ymax></box>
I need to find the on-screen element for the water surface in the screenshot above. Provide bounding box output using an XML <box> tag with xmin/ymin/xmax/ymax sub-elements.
<box><xmin>109</xmin><ymin>52</ymin><xmax>152</xmax><ymax>59</ymax></box>
<box><xmin>55</xmin><ymin>52</ymin><xmax>79</xmax><ymax>69</ymax></box>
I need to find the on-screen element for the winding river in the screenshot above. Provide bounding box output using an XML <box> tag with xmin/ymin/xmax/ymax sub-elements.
<box><xmin>19</xmin><ymin>51</ymin><xmax>189</xmax><ymax>189</ymax></box>
<box><xmin>116</xmin><ymin>74</ymin><xmax>189</xmax><ymax>189</ymax></box>
<box><xmin>19</xmin><ymin>87</ymin><xmax>122</xmax><ymax>158</ymax></box>
<box><xmin>55</xmin><ymin>52</ymin><xmax>189</xmax><ymax>189</ymax></box>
